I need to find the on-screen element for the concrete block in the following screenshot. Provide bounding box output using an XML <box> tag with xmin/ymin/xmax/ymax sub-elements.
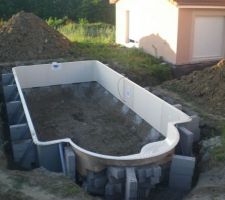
<box><xmin>86</xmin><ymin>170</ymin><xmax>107</xmax><ymax>195</ymax></box>
<box><xmin>125</xmin><ymin>168</ymin><xmax>138</xmax><ymax>200</ymax></box>
<box><xmin>64</xmin><ymin>146</ymin><xmax>76</xmax><ymax>180</ymax></box>
<box><xmin>169</xmin><ymin>174</ymin><xmax>192</xmax><ymax>191</ymax></box>
<box><xmin>145</xmin><ymin>168</ymin><xmax>153</xmax><ymax>178</ymax></box>
<box><xmin>169</xmin><ymin>155</ymin><xmax>196</xmax><ymax>191</ymax></box>
<box><xmin>105</xmin><ymin>183</ymin><xmax>114</xmax><ymax>196</ymax></box>
<box><xmin>152</xmin><ymin>166</ymin><xmax>161</xmax><ymax>178</ymax></box>
<box><xmin>12</xmin><ymin>139</ymin><xmax>38</xmax><ymax>169</ymax></box>
<box><xmin>137</xmin><ymin>166</ymin><xmax>161</xmax><ymax>186</ymax></box>
<box><xmin>2</xmin><ymin>73</ymin><xmax>14</xmax><ymax>86</ymax></box>
<box><xmin>107</xmin><ymin>167</ymin><xmax>125</xmax><ymax>183</ymax></box>
<box><xmin>170</xmin><ymin>155</ymin><xmax>196</xmax><ymax>174</ymax></box>
<box><xmin>10</xmin><ymin>123</ymin><xmax>31</xmax><ymax>141</ymax></box>
<box><xmin>94</xmin><ymin>178</ymin><xmax>107</xmax><ymax>188</ymax></box>
<box><xmin>105</xmin><ymin>183</ymin><xmax>124</xmax><ymax>197</ymax></box>
<box><xmin>183</xmin><ymin>115</ymin><xmax>200</xmax><ymax>142</ymax></box>
<box><xmin>6</xmin><ymin>101</ymin><xmax>26</xmax><ymax>125</ymax></box>
<box><xmin>178</xmin><ymin>127</ymin><xmax>194</xmax><ymax>156</ymax></box>
<box><xmin>37</xmin><ymin>144</ymin><xmax>62</xmax><ymax>172</ymax></box>
<box><xmin>138</xmin><ymin>187</ymin><xmax>151</xmax><ymax>199</ymax></box>
<box><xmin>3</xmin><ymin>85</ymin><xmax>19</xmax><ymax>102</ymax></box>
<box><xmin>12</xmin><ymin>139</ymin><xmax>31</xmax><ymax>162</ymax></box>
<box><xmin>136</xmin><ymin>168</ymin><xmax>146</xmax><ymax>183</ymax></box>
<box><xmin>151</xmin><ymin>176</ymin><xmax>160</xmax><ymax>185</ymax></box>
<box><xmin>59</xmin><ymin>143</ymin><xmax>66</xmax><ymax>175</ymax></box>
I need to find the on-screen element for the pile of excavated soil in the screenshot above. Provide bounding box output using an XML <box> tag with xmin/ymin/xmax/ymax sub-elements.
<box><xmin>23</xmin><ymin>82</ymin><xmax>163</xmax><ymax>156</ymax></box>
<box><xmin>163</xmin><ymin>59</ymin><xmax>225</xmax><ymax>116</ymax></box>
<box><xmin>0</xmin><ymin>11</ymin><xmax>72</xmax><ymax>63</ymax></box>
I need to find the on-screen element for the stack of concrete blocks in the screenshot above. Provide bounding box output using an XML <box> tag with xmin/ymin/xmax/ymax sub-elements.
<box><xmin>137</xmin><ymin>166</ymin><xmax>161</xmax><ymax>199</ymax></box>
<box><xmin>170</xmin><ymin>104</ymin><xmax>198</xmax><ymax>191</ymax></box>
<box><xmin>2</xmin><ymin>73</ymin><xmax>38</xmax><ymax>169</ymax></box>
<box><xmin>173</xmin><ymin>104</ymin><xmax>200</xmax><ymax>157</ymax></box>
<box><xmin>105</xmin><ymin>167</ymin><xmax>125</xmax><ymax>199</ymax></box>
<box><xmin>183</xmin><ymin>115</ymin><xmax>200</xmax><ymax>142</ymax></box>
<box><xmin>64</xmin><ymin>146</ymin><xmax>76</xmax><ymax>181</ymax></box>
<box><xmin>178</xmin><ymin>127</ymin><xmax>194</xmax><ymax>156</ymax></box>
<box><xmin>85</xmin><ymin>170</ymin><xmax>108</xmax><ymax>195</ymax></box>
<box><xmin>125</xmin><ymin>168</ymin><xmax>138</xmax><ymax>200</ymax></box>
<box><xmin>169</xmin><ymin>155</ymin><xmax>196</xmax><ymax>191</ymax></box>
<box><xmin>85</xmin><ymin>164</ymin><xmax>163</xmax><ymax>200</ymax></box>
<box><xmin>173</xmin><ymin>104</ymin><xmax>200</xmax><ymax>142</ymax></box>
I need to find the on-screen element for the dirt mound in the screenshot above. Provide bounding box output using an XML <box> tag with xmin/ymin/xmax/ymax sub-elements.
<box><xmin>164</xmin><ymin>59</ymin><xmax>225</xmax><ymax>116</ymax></box>
<box><xmin>0</xmin><ymin>11</ymin><xmax>72</xmax><ymax>63</ymax></box>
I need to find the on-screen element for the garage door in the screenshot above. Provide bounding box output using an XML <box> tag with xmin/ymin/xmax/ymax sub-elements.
<box><xmin>192</xmin><ymin>16</ymin><xmax>225</xmax><ymax>61</ymax></box>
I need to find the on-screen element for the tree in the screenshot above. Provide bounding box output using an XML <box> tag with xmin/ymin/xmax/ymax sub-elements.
<box><xmin>0</xmin><ymin>0</ymin><xmax>115</xmax><ymax>24</ymax></box>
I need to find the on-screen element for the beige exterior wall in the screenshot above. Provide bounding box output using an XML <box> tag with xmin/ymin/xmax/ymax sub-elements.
<box><xmin>176</xmin><ymin>8</ymin><xmax>225</xmax><ymax>65</ymax></box>
<box><xmin>116</xmin><ymin>0</ymin><xmax>179</xmax><ymax>64</ymax></box>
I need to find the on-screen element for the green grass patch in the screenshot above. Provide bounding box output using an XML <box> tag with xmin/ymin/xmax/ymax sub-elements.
<box><xmin>73</xmin><ymin>43</ymin><xmax>172</xmax><ymax>84</ymax></box>
<box><xmin>0</xmin><ymin>18</ymin><xmax>5</xmax><ymax>28</ymax></box>
<box><xmin>211</xmin><ymin>127</ymin><xmax>225</xmax><ymax>162</ymax></box>
<box><xmin>53</xmin><ymin>20</ymin><xmax>172</xmax><ymax>84</ymax></box>
<box><xmin>59</xmin><ymin>183</ymin><xmax>81</xmax><ymax>197</ymax></box>
<box><xmin>9</xmin><ymin>175</ymin><xmax>29</xmax><ymax>190</ymax></box>
<box><xmin>58</xmin><ymin>22</ymin><xmax>115</xmax><ymax>44</ymax></box>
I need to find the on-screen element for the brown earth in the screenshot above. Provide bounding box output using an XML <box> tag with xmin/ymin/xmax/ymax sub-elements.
<box><xmin>0</xmin><ymin>11</ymin><xmax>72</xmax><ymax>63</ymax></box>
<box><xmin>23</xmin><ymin>82</ymin><xmax>162</xmax><ymax>156</ymax></box>
<box><xmin>163</xmin><ymin>59</ymin><xmax>225</xmax><ymax>118</ymax></box>
<box><xmin>184</xmin><ymin>163</ymin><xmax>225</xmax><ymax>200</ymax></box>
<box><xmin>0</xmin><ymin>152</ymin><xmax>99</xmax><ymax>200</ymax></box>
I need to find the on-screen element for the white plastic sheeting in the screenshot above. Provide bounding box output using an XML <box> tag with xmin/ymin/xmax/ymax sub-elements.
<box><xmin>13</xmin><ymin>60</ymin><xmax>191</xmax><ymax>172</ymax></box>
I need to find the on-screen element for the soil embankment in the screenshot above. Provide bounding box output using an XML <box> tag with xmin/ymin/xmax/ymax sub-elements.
<box><xmin>163</xmin><ymin>59</ymin><xmax>225</xmax><ymax>118</ymax></box>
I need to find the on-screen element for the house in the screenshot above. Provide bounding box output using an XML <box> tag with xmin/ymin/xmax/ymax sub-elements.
<box><xmin>110</xmin><ymin>0</ymin><xmax>225</xmax><ymax>65</ymax></box>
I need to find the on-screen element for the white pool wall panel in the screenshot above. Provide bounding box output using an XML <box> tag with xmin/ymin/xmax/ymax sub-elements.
<box><xmin>14</xmin><ymin>61</ymin><xmax>95</xmax><ymax>88</ymax></box>
<box><xmin>12</xmin><ymin>60</ymin><xmax>191</xmax><ymax>174</ymax></box>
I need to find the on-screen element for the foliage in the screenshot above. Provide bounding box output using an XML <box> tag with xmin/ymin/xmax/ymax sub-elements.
<box><xmin>0</xmin><ymin>0</ymin><xmax>115</xmax><ymax>24</ymax></box>
<box><xmin>78</xmin><ymin>18</ymin><xmax>89</xmax><ymax>25</ymax></box>
<box><xmin>46</xmin><ymin>16</ymin><xmax>68</xmax><ymax>29</ymax></box>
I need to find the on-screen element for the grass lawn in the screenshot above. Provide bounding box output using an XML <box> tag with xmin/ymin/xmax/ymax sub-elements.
<box><xmin>211</xmin><ymin>127</ymin><xmax>225</xmax><ymax>162</ymax></box>
<box><xmin>53</xmin><ymin>21</ymin><xmax>172</xmax><ymax>86</ymax></box>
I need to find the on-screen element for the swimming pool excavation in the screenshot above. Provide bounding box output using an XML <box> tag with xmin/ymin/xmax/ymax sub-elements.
<box><xmin>2</xmin><ymin>61</ymin><xmax>198</xmax><ymax>199</ymax></box>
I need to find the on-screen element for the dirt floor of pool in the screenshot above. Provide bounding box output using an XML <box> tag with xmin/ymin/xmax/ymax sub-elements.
<box><xmin>23</xmin><ymin>82</ymin><xmax>164</xmax><ymax>156</ymax></box>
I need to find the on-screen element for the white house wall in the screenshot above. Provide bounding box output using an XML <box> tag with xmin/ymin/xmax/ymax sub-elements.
<box><xmin>116</xmin><ymin>0</ymin><xmax>179</xmax><ymax>64</ymax></box>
